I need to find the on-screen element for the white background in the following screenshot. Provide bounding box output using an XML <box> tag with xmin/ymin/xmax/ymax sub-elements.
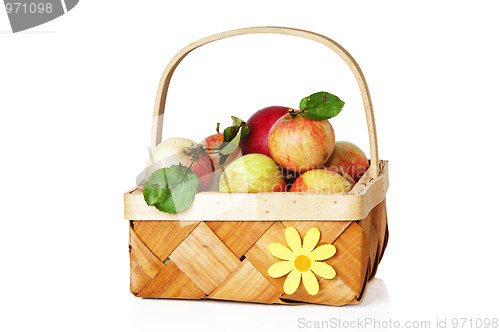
<box><xmin>1</xmin><ymin>1</ymin><xmax>500</xmax><ymax>331</ymax></box>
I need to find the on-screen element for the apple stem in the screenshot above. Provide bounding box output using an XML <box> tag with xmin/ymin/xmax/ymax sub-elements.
<box><xmin>216</xmin><ymin>123</ymin><xmax>220</xmax><ymax>134</ymax></box>
<box><xmin>288</xmin><ymin>108</ymin><xmax>300</xmax><ymax>118</ymax></box>
<box><xmin>196</xmin><ymin>144</ymin><xmax>223</xmax><ymax>157</ymax></box>
<box><xmin>205</xmin><ymin>147</ymin><xmax>222</xmax><ymax>154</ymax></box>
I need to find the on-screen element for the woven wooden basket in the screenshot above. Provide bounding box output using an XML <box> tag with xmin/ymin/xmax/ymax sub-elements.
<box><xmin>124</xmin><ymin>27</ymin><xmax>389</xmax><ymax>306</ymax></box>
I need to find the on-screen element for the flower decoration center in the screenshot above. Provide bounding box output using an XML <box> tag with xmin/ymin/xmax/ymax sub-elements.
<box><xmin>294</xmin><ymin>255</ymin><xmax>311</xmax><ymax>272</ymax></box>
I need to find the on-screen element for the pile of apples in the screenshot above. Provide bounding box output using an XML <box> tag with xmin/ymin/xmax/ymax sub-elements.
<box><xmin>147</xmin><ymin>106</ymin><xmax>369</xmax><ymax>194</ymax></box>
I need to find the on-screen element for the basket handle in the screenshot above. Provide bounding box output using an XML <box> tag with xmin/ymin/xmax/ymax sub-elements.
<box><xmin>151</xmin><ymin>26</ymin><xmax>380</xmax><ymax>179</ymax></box>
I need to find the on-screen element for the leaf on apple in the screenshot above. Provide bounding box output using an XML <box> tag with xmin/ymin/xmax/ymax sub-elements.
<box><xmin>223</xmin><ymin>116</ymin><xmax>247</xmax><ymax>141</ymax></box>
<box><xmin>299</xmin><ymin>92</ymin><xmax>345</xmax><ymax>120</ymax></box>
<box><xmin>230</xmin><ymin>116</ymin><xmax>245</xmax><ymax>127</ymax></box>
<box><xmin>218</xmin><ymin>116</ymin><xmax>250</xmax><ymax>165</ymax></box>
<box><xmin>220</xmin><ymin>130</ymin><xmax>242</xmax><ymax>156</ymax></box>
<box><xmin>223</xmin><ymin>125</ymin><xmax>238</xmax><ymax>142</ymax></box>
<box><xmin>143</xmin><ymin>165</ymin><xmax>199</xmax><ymax>213</ymax></box>
<box><xmin>240</xmin><ymin>124</ymin><xmax>250</xmax><ymax>139</ymax></box>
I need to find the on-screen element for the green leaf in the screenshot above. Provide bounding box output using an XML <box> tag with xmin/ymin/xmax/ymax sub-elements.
<box><xmin>143</xmin><ymin>165</ymin><xmax>199</xmax><ymax>213</ymax></box>
<box><xmin>240</xmin><ymin>124</ymin><xmax>250</xmax><ymax>139</ymax></box>
<box><xmin>223</xmin><ymin>126</ymin><xmax>238</xmax><ymax>142</ymax></box>
<box><xmin>223</xmin><ymin>116</ymin><xmax>247</xmax><ymax>142</ymax></box>
<box><xmin>231</xmin><ymin>116</ymin><xmax>245</xmax><ymax>127</ymax></box>
<box><xmin>299</xmin><ymin>91</ymin><xmax>345</xmax><ymax>120</ymax></box>
<box><xmin>220</xmin><ymin>130</ymin><xmax>242</xmax><ymax>155</ymax></box>
<box><xmin>218</xmin><ymin>116</ymin><xmax>248</xmax><ymax>164</ymax></box>
<box><xmin>143</xmin><ymin>168</ymin><xmax>170</xmax><ymax>206</ymax></box>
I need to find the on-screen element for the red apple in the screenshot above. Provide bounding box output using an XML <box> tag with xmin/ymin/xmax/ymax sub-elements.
<box><xmin>289</xmin><ymin>169</ymin><xmax>352</xmax><ymax>193</ymax></box>
<box><xmin>200</xmin><ymin>133</ymin><xmax>242</xmax><ymax>190</ymax></box>
<box><xmin>268</xmin><ymin>114</ymin><xmax>335</xmax><ymax>173</ymax></box>
<box><xmin>240</xmin><ymin>106</ymin><xmax>290</xmax><ymax>156</ymax></box>
<box><xmin>146</xmin><ymin>137</ymin><xmax>214</xmax><ymax>191</ymax></box>
<box><xmin>324</xmin><ymin>141</ymin><xmax>369</xmax><ymax>182</ymax></box>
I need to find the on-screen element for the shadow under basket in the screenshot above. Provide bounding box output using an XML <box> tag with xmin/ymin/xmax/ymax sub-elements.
<box><xmin>124</xmin><ymin>27</ymin><xmax>389</xmax><ymax>306</ymax></box>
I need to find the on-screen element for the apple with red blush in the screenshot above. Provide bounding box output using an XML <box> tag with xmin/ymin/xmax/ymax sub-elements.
<box><xmin>268</xmin><ymin>113</ymin><xmax>335</xmax><ymax>173</ymax></box>
<box><xmin>324</xmin><ymin>141</ymin><xmax>369</xmax><ymax>182</ymax></box>
<box><xmin>266</xmin><ymin>92</ymin><xmax>345</xmax><ymax>174</ymax></box>
<box><xmin>146</xmin><ymin>137</ymin><xmax>214</xmax><ymax>191</ymax></box>
<box><xmin>240</xmin><ymin>106</ymin><xmax>290</xmax><ymax>156</ymax></box>
<box><xmin>289</xmin><ymin>168</ymin><xmax>352</xmax><ymax>193</ymax></box>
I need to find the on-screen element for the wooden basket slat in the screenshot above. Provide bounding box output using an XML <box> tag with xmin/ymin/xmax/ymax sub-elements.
<box><xmin>374</xmin><ymin>199</ymin><xmax>388</xmax><ymax>262</ymax></box>
<box><xmin>273</xmin><ymin>299</ymin><xmax>307</xmax><ymax>305</ymax></box>
<box><xmin>129</xmin><ymin>225</ymin><xmax>165</xmax><ymax>295</ymax></box>
<box><xmin>124</xmin><ymin>162</ymin><xmax>389</xmax><ymax>222</ymax></box>
<box><xmin>358</xmin><ymin>210</ymin><xmax>378</xmax><ymax>279</ymax></box>
<box><xmin>169</xmin><ymin>223</ymin><xmax>240</xmax><ymax>294</ymax></box>
<box><xmin>281</xmin><ymin>220</ymin><xmax>352</xmax><ymax>244</ymax></box>
<box><xmin>359</xmin><ymin>199</ymin><xmax>387</xmax><ymax>279</ymax></box>
<box><xmin>281</xmin><ymin>272</ymin><xmax>357</xmax><ymax>305</ymax></box>
<box><xmin>348</xmin><ymin>265</ymin><xmax>372</xmax><ymax>304</ymax></box>
<box><xmin>327</xmin><ymin>222</ymin><xmax>369</xmax><ymax>296</ymax></box>
<box><xmin>137</xmin><ymin>260</ymin><xmax>206</xmax><ymax>299</ymax></box>
<box><xmin>205</xmin><ymin>221</ymin><xmax>274</xmax><ymax>259</ymax></box>
<box><xmin>208</xmin><ymin>259</ymin><xmax>282</xmax><ymax>304</ymax></box>
<box><xmin>244</xmin><ymin>222</ymin><xmax>289</xmax><ymax>292</ymax></box>
<box><xmin>369</xmin><ymin>199</ymin><xmax>388</xmax><ymax>280</ymax></box>
<box><xmin>133</xmin><ymin>221</ymin><xmax>200</xmax><ymax>261</ymax></box>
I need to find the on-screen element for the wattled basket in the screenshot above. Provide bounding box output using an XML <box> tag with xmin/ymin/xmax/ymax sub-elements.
<box><xmin>124</xmin><ymin>27</ymin><xmax>389</xmax><ymax>306</ymax></box>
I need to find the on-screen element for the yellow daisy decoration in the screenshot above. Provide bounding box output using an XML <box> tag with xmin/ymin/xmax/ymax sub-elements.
<box><xmin>267</xmin><ymin>227</ymin><xmax>336</xmax><ymax>296</ymax></box>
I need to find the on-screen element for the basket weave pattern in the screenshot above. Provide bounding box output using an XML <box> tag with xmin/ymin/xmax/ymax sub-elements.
<box><xmin>129</xmin><ymin>200</ymin><xmax>388</xmax><ymax>305</ymax></box>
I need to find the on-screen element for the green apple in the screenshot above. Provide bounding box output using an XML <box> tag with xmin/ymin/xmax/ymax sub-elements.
<box><xmin>219</xmin><ymin>154</ymin><xmax>286</xmax><ymax>192</ymax></box>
